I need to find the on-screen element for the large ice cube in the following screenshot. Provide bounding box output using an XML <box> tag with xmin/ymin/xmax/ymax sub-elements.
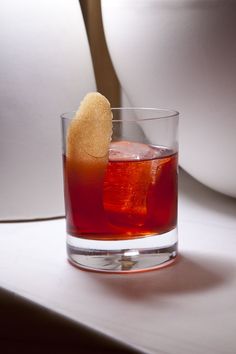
<box><xmin>109</xmin><ymin>141</ymin><xmax>160</xmax><ymax>161</ymax></box>
<box><xmin>104</xmin><ymin>141</ymin><xmax>161</xmax><ymax>227</ymax></box>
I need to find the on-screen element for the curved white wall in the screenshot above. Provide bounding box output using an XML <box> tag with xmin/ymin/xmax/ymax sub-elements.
<box><xmin>102</xmin><ymin>0</ymin><xmax>236</xmax><ymax>198</ymax></box>
<box><xmin>0</xmin><ymin>0</ymin><xmax>96</xmax><ymax>219</ymax></box>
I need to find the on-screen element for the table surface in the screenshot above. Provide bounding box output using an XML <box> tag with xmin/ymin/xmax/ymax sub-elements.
<box><xmin>0</xmin><ymin>170</ymin><xmax>236</xmax><ymax>354</ymax></box>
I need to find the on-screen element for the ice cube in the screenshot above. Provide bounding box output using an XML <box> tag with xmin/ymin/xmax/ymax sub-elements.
<box><xmin>104</xmin><ymin>142</ymin><xmax>160</xmax><ymax>227</ymax></box>
<box><xmin>109</xmin><ymin>141</ymin><xmax>159</xmax><ymax>161</ymax></box>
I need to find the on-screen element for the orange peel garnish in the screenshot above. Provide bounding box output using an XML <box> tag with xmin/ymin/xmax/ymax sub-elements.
<box><xmin>67</xmin><ymin>92</ymin><xmax>112</xmax><ymax>164</ymax></box>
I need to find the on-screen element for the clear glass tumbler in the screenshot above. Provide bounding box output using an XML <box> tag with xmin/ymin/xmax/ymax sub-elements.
<box><xmin>61</xmin><ymin>108</ymin><xmax>179</xmax><ymax>273</ymax></box>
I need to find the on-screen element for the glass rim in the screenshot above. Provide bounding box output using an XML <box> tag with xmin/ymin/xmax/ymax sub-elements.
<box><xmin>61</xmin><ymin>107</ymin><xmax>179</xmax><ymax>122</ymax></box>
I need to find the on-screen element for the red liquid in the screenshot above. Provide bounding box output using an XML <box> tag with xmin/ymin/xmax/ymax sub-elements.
<box><xmin>64</xmin><ymin>141</ymin><xmax>178</xmax><ymax>240</ymax></box>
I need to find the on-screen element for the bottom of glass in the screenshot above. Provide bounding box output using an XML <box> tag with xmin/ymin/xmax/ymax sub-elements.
<box><xmin>67</xmin><ymin>228</ymin><xmax>177</xmax><ymax>273</ymax></box>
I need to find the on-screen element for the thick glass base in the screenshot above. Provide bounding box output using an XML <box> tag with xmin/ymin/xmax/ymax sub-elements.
<box><xmin>67</xmin><ymin>228</ymin><xmax>177</xmax><ymax>273</ymax></box>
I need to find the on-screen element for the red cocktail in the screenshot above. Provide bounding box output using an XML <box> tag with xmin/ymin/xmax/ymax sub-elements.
<box><xmin>64</xmin><ymin>141</ymin><xmax>177</xmax><ymax>240</ymax></box>
<box><xmin>61</xmin><ymin>107</ymin><xmax>179</xmax><ymax>272</ymax></box>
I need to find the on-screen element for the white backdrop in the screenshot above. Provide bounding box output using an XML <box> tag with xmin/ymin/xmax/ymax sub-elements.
<box><xmin>0</xmin><ymin>0</ymin><xmax>96</xmax><ymax>219</ymax></box>
<box><xmin>102</xmin><ymin>0</ymin><xmax>236</xmax><ymax>198</ymax></box>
